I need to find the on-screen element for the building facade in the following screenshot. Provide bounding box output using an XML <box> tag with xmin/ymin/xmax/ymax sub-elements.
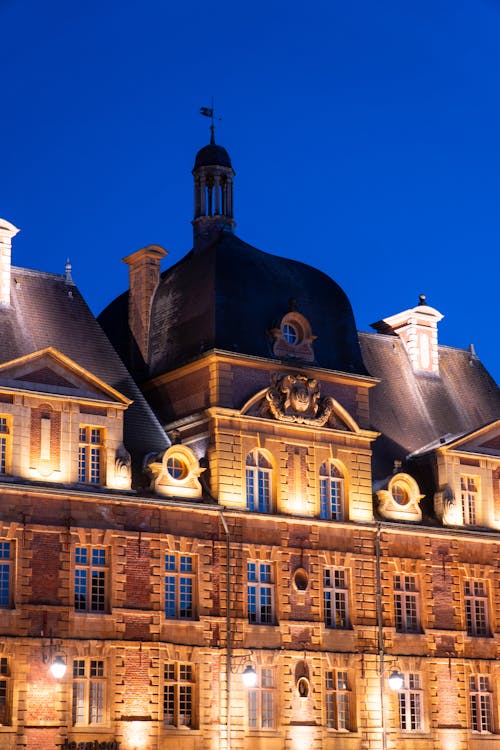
<box><xmin>0</xmin><ymin>135</ymin><xmax>500</xmax><ymax>750</ymax></box>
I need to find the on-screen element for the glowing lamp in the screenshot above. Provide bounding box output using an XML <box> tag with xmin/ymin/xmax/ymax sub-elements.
<box><xmin>50</xmin><ymin>655</ymin><xmax>67</xmax><ymax>679</ymax></box>
<box><xmin>388</xmin><ymin>670</ymin><xmax>404</xmax><ymax>691</ymax></box>
<box><xmin>242</xmin><ymin>664</ymin><xmax>257</xmax><ymax>688</ymax></box>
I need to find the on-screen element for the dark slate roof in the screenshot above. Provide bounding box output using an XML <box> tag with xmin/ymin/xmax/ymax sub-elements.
<box><xmin>1</xmin><ymin>267</ymin><xmax>168</xmax><ymax>480</ymax></box>
<box><xmin>193</xmin><ymin>143</ymin><xmax>233</xmax><ymax>170</ymax></box>
<box><xmin>101</xmin><ymin>232</ymin><xmax>368</xmax><ymax>378</ymax></box>
<box><xmin>359</xmin><ymin>331</ymin><xmax>500</xmax><ymax>479</ymax></box>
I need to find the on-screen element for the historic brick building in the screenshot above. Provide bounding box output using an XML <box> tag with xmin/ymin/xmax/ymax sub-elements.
<box><xmin>1</xmin><ymin>131</ymin><xmax>500</xmax><ymax>750</ymax></box>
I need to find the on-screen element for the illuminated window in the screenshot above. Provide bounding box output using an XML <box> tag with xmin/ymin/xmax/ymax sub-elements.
<box><xmin>394</xmin><ymin>575</ymin><xmax>419</xmax><ymax>633</ymax></box>
<box><xmin>247</xmin><ymin>561</ymin><xmax>274</xmax><ymax>624</ymax></box>
<box><xmin>325</xmin><ymin>670</ymin><xmax>351</xmax><ymax>730</ymax></box>
<box><xmin>72</xmin><ymin>658</ymin><xmax>106</xmax><ymax>725</ymax></box>
<box><xmin>282</xmin><ymin>323</ymin><xmax>299</xmax><ymax>344</ymax></box>
<box><xmin>248</xmin><ymin>667</ymin><xmax>276</xmax><ymax>729</ymax></box>
<box><xmin>166</xmin><ymin>455</ymin><xmax>188</xmax><ymax>480</ymax></box>
<box><xmin>246</xmin><ymin>450</ymin><xmax>272</xmax><ymax>513</ymax></box>
<box><xmin>0</xmin><ymin>657</ymin><xmax>11</xmax><ymax>726</ymax></box>
<box><xmin>465</xmin><ymin>579</ymin><xmax>489</xmax><ymax>637</ymax></box>
<box><xmin>0</xmin><ymin>541</ymin><xmax>13</xmax><ymax>609</ymax></box>
<box><xmin>164</xmin><ymin>553</ymin><xmax>195</xmax><ymax>619</ymax></box>
<box><xmin>74</xmin><ymin>547</ymin><xmax>108</xmax><ymax>613</ymax></box>
<box><xmin>163</xmin><ymin>662</ymin><xmax>196</xmax><ymax>728</ymax></box>
<box><xmin>0</xmin><ymin>417</ymin><xmax>11</xmax><ymax>475</ymax></box>
<box><xmin>470</xmin><ymin>674</ymin><xmax>493</xmax><ymax>733</ymax></box>
<box><xmin>78</xmin><ymin>427</ymin><xmax>104</xmax><ymax>485</ymax></box>
<box><xmin>319</xmin><ymin>461</ymin><xmax>344</xmax><ymax>520</ymax></box>
<box><xmin>461</xmin><ymin>475</ymin><xmax>479</xmax><ymax>525</ymax></box>
<box><xmin>323</xmin><ymin>568</ymin><xmax>349</xmax><ymax>629</ymax></box>
<box><xmin>397</xmin><ymin>673</ymin><xmax>423</xmax><ymax>731</ymax></box>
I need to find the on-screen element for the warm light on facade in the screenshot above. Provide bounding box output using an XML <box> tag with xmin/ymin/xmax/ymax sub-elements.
<box><xmin>49</xmin><ymin>655</ymin><xmax>67</xmax><ymax>679</ymax></box>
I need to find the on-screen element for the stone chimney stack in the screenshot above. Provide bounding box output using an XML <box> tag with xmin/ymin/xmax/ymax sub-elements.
<box><xmin>122</xmin><ymin>244</ymin><xmax>167</xmax><ymax>364</ymax></box>
<box><xmin>371</xmin><ymin>295</ymin><xmax>444</xmax><ymax>374</ymax></box>
<box><xmin>0</xmin><ymin>219</ymin><xmax>20</xmax><ymax>307</ymax></box>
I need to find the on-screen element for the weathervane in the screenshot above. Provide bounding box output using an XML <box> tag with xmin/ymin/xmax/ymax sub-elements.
<box><xmin>200</xmin><ymin>99</ymin><xmax>221</xmax><ymax>144</ymax></box>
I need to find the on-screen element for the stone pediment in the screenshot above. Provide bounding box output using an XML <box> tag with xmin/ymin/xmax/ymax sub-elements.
<box><xmin>441</xmin><ymin>420</ymin><xmax>500</xmax><ymax>458</ymax></box>
<box><xmin>241</xmin><ymin>371</ymin><xmax>360</xmax><ymax>432</ymax></box>
<box><xmin>0</xmin><ymin>347</ymin><xmax>131</xmax><ymax>406</ymax></box>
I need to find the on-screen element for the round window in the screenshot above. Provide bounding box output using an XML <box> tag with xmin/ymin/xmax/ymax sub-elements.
<box><xmin>283</xmin><ymin>323</ymin><xmax>299</xmax><ymax>345</ymax></box>
<box><xmin>293</xmin><ymin>568</ymin><xmax>309</xmax><ymax>592</ymax></box>
<box><xmin>392</xmin><ymin>483</ymin><xmax>409</xmax><ymax>506</ymax></box>
<box><xmin>166</xmin><ymin>455</ymin><xmax>188</xmax><ymax>480</ymax></box>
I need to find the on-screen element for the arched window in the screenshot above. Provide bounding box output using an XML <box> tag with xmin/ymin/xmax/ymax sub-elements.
<box><xmin>319</xmin><ymin>461</ymin><xmax>345</xmax><ymax>520</ymax></box>
<box><xmin>246</xmin><ymin>450</ymin><xmax>273</xmax><ymax>513</ymax></box>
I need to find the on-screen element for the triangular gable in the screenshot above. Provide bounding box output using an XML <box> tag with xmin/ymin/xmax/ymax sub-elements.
<box><xmin>438</xmin><ymin>419</ymin><xmax>500</xmax><ymax>457</ymax></box>
<box><xmin>0</xmin><ymin>347</ymin><xmax>132</xmax><ymax>406</ymax></box>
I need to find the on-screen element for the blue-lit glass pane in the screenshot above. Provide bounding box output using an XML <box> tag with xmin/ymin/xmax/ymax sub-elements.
<box><xmin>75</xmin><ymin>569</ymin><xmax>87</xmax><ymax>610</ymax></box>
<box><xmin>165</xmin><ymin>576</ymin><xmax>176</xmax><ymax>617</ymax></box>
<box><xmin>0</xmin><ymin>564</ymin><xmax>10</xmax><ymax>607</ymax></box>
<box><xmin>179</xmin><ymin>577</ymin><xmax>193</xmax><ymax>618</ymax></box>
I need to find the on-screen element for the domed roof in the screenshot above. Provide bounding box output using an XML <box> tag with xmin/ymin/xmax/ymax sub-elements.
<box><xmin>193</xmin><ymin>143</ymin><xmax>233</xmax><ymax>171</ymax></box>
<box><xmin>147</xmin><ymin>232</ymin><xmax>368</xmax><ymax>377</ymax></box>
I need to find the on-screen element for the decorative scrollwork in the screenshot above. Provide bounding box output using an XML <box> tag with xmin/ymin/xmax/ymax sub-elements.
<box><xmin>263</xmin><ymin>372</ymin><xmax>334</xmax><ymax>426</ymax></box>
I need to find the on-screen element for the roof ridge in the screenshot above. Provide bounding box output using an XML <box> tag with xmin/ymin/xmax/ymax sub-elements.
<box><xmin>11</xmin><ymin>266</ymin><xmax>66</xmax><ymax>281</ymax></box>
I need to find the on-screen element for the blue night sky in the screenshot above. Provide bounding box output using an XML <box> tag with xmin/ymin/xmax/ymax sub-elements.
<box><xmin>2</xmin><ymin>1</ymin><xmax>500</xmax><ymax>382</ymax></box>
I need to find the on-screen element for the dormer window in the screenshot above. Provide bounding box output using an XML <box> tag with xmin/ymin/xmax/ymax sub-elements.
<box><xmin>78</xmin><ymin>426</ymin><xmax>104</xmax><ymax>485</ymax></box>
<box><xmin>0</xmin><ymin>417</ymin><xmax>11</xmax><ymax>475</ymax></box>
<box><xmin>283</xmin><ymin>323</ymin><xmax>299</xmax><ymax>345</ymax></box>
<box><xmin>270</xmin><ymin>308</ymin><xmax>316</xmax><ymax>363</ymax></box>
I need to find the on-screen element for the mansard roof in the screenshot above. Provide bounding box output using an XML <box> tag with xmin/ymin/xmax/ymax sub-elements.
<box><xmin>0</xmin><ymin>266</ymin><xmax>168</xmax><ymax>478</ymax></box>
<box><xmin>100</xmin><ymin>231</ymin><xmax>368</xmax><ymax>379</ymax></box>
<box><xmin>359</xmin><ymin>331</ymin><xmax>500</xmax><ymax>479</ymax></box>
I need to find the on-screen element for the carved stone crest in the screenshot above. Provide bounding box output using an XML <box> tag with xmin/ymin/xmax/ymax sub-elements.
<box><xmin>262</xmin><ymin>372</ymin><xmax>334</xmax><ymax>426</ymax></box>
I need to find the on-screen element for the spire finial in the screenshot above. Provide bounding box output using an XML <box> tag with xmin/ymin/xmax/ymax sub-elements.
<box><xmin>65</xmin><ymin>258</ymin><xmax>73</xmax><ymax>285</ymax></box>
<box><xmin>200</xmin><ymin>98</ymin><xmax>220</xmax><ymax>144</ymax></box>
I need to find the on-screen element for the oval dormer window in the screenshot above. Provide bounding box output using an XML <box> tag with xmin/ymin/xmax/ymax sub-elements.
<box><xmin>283</xmin><ymin>323</ymin><xmax>299</xmax><ymax>345</ymax></box>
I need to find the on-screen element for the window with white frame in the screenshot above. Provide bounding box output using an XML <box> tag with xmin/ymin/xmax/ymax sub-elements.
<box><xmin>248</xmin><ymin>667</ymin><xmax>276</xmax><ymax>730</ymax></box>
<box><xmin>460</xmin><ymin>475</ymin><xmax>479</xmax><ymax>525</ymax></box>
<box><xmin>323</xmin><ymin>568</ymin><xmax>349</xmax><ymax>629</ymax></box>
<box><xmin>325</xmin><ymin>669</ymin><xmax>351</xmax><ymax>730</ymax></box>
<box><xmin>319</xmin><ymin>461</ymin><xmax>345</xmax><ymax>520</ymax></box>
<box><xmin>74</xmin><ymin>547</ymin><xmax>108</xmax><ymax>612</ymax></box>
<box><xmin>164</xmin><ymin>553</ymin><xmax>195</xmax><ymax>619</ymax></box>
<box><xmin>0</xmin><ymin>541</ymin><xmax>13</xmax><ymax>609</ymax></box>
<box><xmin>397</xmin><ymin>673</ymin><xmax>424</xmax><ymax>731</ymax></box>
<box><xmin>0</xmin><ymin>417</ymin><xmax>11</xmax><ymax>475</ymax></box>
<box><xmin>394</xmin><ymin>574</ymin><xmax>419</xmax><ymax>633</ymax></box>
<box><xmin>78</xmin><ymin>426</ymin><xmax>104</xmax><ymax>485</ymax></box>
<box><xmin>469</xmin><ymin>674</ymin><xmax>493</xmax><ymax>733</ymax></box>
<box><xmin>163</xmin><ymin>662</ymin><xmax>196</xmax><ymax>728</ymax></box>
<box><xmin>72</xmin><ymin>658</ymin><xmax>106</xmax><ymax>725</ymax></box>
<box><xmin>247</xmin><ymin>561</ymin><xmax>274</xmax><ymax>624</ymax></box>
<box><xmin>246</xmin><ymin>450</ymin><xmax>272</xmax><ymax>513</ymax></box>
<box><xmin>464</xmin><ymin>579</ymin><xmax>489</xmax><ymax>637</ymax></box>
<box><xmin>0</xmin><ymin>657</ymin><xmax>11</xmax><ymax>726</ymax></box>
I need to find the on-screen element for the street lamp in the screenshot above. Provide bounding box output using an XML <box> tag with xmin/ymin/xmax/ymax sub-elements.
<box><xmin>388</xmin><ymin>670</ymin><xmax>404</xmax><ymax>691</ymax></box>
<box><xmin>49</xmin><ymin>655</ymin><xmax>67</xmax><ymax>679</ymax></box>
<box><xmin>242</xmin><ymin>664</ymin><xmax>257</xmax><ymax>688</ymax></box>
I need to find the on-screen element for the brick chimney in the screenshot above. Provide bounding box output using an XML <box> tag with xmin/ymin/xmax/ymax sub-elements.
<box><xmin>122</xmin><ymin>244</ymin><xmax>167</xmax><ymax>363</ymax></box>
<box><xmin>0</xmin><ymin>219</ymin><xmax>20</xmax><ymax>307</ymax></box>
<box><xmin>371</xmin><ymin>295</ymin><xmax>444</xmax><ymax>374</ymax></box>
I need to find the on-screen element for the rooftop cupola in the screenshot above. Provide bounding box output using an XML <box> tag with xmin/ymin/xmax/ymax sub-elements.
<box><xmin>371</xmin><ymin>295</ymin><xmax>444</xmax><ymax>374</ymax></box>
<box><xmin>192</xmin><ymin>125</ymin><xmax>235</xmax><ymax>251</ymax></box>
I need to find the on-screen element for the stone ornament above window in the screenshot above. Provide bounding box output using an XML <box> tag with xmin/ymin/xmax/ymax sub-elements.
<box><xmin>146</xmin><ymin>444</ymin><xmax>205</xmax><ymax>499</ymax></box>
<box><xmin>434</xmin><ymin>484</ymin><xmax>461</xmax><ymax>526</ymax></box>
<box><xmin>376</xmin><ymin>473</ymin><xmax>423</xmax><ymax>522</ymax></box>
<box><xmin>262</xmin><ymin>372</ymin><xmax>335</xmax><ymax>427</ymax></box>
<box><xmin>270</xmin><ymin>308</ymin><xmax>316</xmax><ymax>363</ymax></box>
<box><xmin>114</xmin><ymin>444</ymin><xmax>132</xmax><ymax>490</ymax></box>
